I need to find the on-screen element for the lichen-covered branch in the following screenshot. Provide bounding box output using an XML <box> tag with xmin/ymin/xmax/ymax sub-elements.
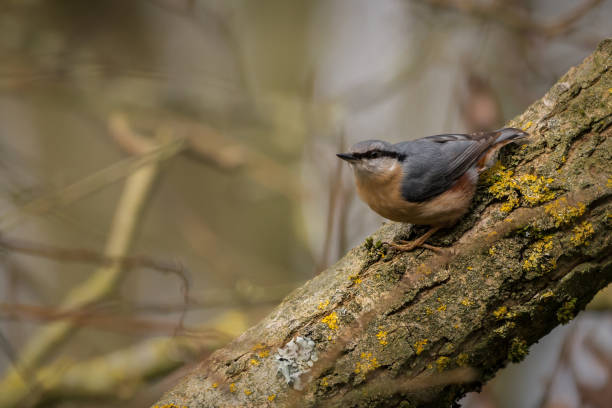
<box><xmin>154</xmin><ymin>40</ymin><xmax>612</xmax><ymax>408</ymax></box>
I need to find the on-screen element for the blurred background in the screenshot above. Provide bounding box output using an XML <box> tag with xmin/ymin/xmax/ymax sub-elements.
<box><xmin>0</xmin><ymin>0</ymin><xmax>610</xmax><ymax>407</ymax></box>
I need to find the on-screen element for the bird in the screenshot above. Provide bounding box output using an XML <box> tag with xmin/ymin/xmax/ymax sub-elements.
<box><xmin>337</xmin><ymin>128</ymin><xmax>528</xmax><ymax>252</ymax></box>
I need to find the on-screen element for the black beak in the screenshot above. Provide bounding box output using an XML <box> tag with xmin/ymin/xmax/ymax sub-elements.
<box><xmin>337</xmin><ymin>153</ymin><xmax>357</xmax><ymax>162</ymax></box>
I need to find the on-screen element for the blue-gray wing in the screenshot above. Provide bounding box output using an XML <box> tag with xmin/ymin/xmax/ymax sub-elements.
<box><xmin>397</xmin><ymin>132</ymin><xmax>497</xmax><ymax>202</ymax></box>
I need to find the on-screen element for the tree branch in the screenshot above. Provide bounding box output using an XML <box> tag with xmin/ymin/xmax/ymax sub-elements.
<box><xmin>159</xmin><ymin>39</ymin><xmax>610</xmax><ymax>407</ymax></box>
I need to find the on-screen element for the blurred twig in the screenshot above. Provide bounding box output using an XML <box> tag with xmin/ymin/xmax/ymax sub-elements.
<box><xmin>419</xmin><ymin>0</ymin><xmax>603</xmax><ymax>38</ymax></box>
<box><xmin>0</xmin><ymin>126</ymin><xmax>175</xmax><ymax>407</ymax></box>
<box><xmin>0</xmin><ymin>302</ymin><xmax>224</xmax><ymax>339</ymax></box>
<box><xmin>317</xmin><ymin>132</ymin><xmax>346</xmax><ymax>273</ymax></box>
<box><xmin>0</xmin><ymin>137</ymin><xmax>184</xmax><ymax>231</ymax></box>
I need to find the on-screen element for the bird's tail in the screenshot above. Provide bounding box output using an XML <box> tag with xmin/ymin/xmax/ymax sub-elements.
<box><xmin>494</xmin><ymin>127</ymin><xmax>530</xmax><ymax>145</ymax></box>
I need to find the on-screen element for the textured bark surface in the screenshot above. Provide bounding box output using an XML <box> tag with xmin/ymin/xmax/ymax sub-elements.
<box><xmin>154</xmin><ymin>40</ymin><xmax>612</xmax><ymax>408</ymax></box>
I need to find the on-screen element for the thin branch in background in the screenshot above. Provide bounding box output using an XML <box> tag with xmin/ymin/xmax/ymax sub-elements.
<box><xmin>420</xmin><ymin>0</ymin><xmax>603</xmax><ymax>39</ymax></box>
<box><xmin>0</xmin><ymin>137</ymin><xmax>185</xmax><ymax>231</ymax></box>
<box><xmin>0</xmin><ymin>329</ymin><xmax>22</xmax><ymax>380</ymax></box>
<box><xmin>318</xmin><ymin>131</ymin><xmax>346</xmax><ymax>273</ymax></box>
<box><xmin>0</xmin><ymin>234</ymin><xmax>191</xmax><ymax>330</ymax></box>
<box><xmin>0</xmin><ymin>302</ymin><xmax>226</xmax><ymax>340</ymax></box>
<box><xmin>0</xmin><ymin>124</ymin><xmax>175</xmax><ymax>407</ymax></box>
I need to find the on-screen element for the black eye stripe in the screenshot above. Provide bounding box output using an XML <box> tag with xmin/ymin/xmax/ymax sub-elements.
<box><xmin>354</xmin><ymin>150</ymin><xmax>406</xmax><ymax>161</ymax></box>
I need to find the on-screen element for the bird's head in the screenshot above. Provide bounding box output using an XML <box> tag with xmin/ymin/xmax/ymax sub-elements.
<box><xmin>337</xmin><ymin>140</ymin><xmax>405</xmax><ymax>179</ymax></box>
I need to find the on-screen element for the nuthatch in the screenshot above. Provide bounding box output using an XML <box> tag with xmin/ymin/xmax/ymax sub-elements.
<box><xmin>337</xmin><ymin>128</ymin><xmax>528</xmax><ymax>251</ymax></box>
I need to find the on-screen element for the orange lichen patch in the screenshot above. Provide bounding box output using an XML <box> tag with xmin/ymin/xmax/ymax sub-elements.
<box><xmin>414</xmin><ymin>339</ymin><xmax>428</xmax><ymax>355</ymax></box>
<box><xmin>212</xmin><ymin>382</ymin><xmax>218</xmax><ymax>388</ymax></box>
<box><xmin>321</xmin><ymin>312</ymin><xmax>339</xmax><ymax>330</ymax></box>
<box><xmin>436</xmin><ymin>356</ymin><xmax>450</xmax><ymax>372</ymax></box>
<box><xmin>523</xmin><ymin>235</ymin><xmax>556</xmax><ymax>273</ymax></box>
<box><xmin>354</xmin><ymin>352</ymin><xmax>380</xmax><ymax>375</ymax></box>
<box><xmin>544</xmin><ymin>197</ymin><xmax>586</xmax><ymax>227</ymax></box>
<box><xmin>253</xmin><ymin>343</ymin><xmax>270</xmax><ymax>358</ymax></box>
<box><xmin>376</xmin><ymin>330</ymin><xmax>388</xmax><ymax>346</ymax></box>
<box><xmin>487</xmin><ymin>166</ymin><xmax>555</xmax><ymax>212</ymax></box>
<box><xmin>571</xmin><ymin>221</ymin><xmax>594</xmax><ymax>246</ymax></box>
<box><xmin>317</xmin><ymin>299</ymin><xmax>330</xmax><ymax>310</ymax></box>
<box><xmin>493</xmin><ymin>306</ymin><xmax>508</xmax><ymax>320</ymax></box>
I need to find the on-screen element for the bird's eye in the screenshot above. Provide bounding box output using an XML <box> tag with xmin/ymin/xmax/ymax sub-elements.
<box><xmin>369</xmin><ymin>151</ymin><xmax>379</xmax><ymax>159</ymax></box>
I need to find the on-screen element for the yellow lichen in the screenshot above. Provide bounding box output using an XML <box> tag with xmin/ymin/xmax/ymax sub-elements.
<box><xmin>253</xmin><ymin>343</ymin><xmax>270</xmax><ymax>358</ymax></box>
<box><xmin>523</xmin><ymin>235</ymin><xmax>556</xmax><ymax>273</ymax></box>
<box><xmin>268</xmin><ymin>394</ymin><xmax>276</xmax><ymax>401</ymax></box>
<box><xmin>417</xmin><ymin>263</ymin><xmax>432</xmax><ymax>275</ymax></box>
<box><xmin>540</xmin><ymin>290</ymin><xmax>554</xmax><ymax>299</ymax></box>
<box><xmin>456</xmin><ymin>353</ymin><xmax>469</xmax><ymax>366</ymax></box>
<box><xmin>414</xmin><ymin>339</ymin><xmax>428</xmax><ymax>355</ymax></box>
<box><xmin>250</xmin><ymin>358</ymin><xmax>260</xmax><ymax>366</ymax></box>
<box><xmin>437</xmin><ymin>304</ymin><xmax>447</xmax><ymax>312</ymax></box>
<box><xmin>229</xmin><ymin>383</ymin><xmax>236</xmax><ymax>393</ymax></box>
<box><xmin>376</xmin><ymin>330</ymin><xmax>388</xmax><ymax>346</ymax></box>
<box><xmin>212</xmin><ymin>382</ymin><xmax>218</xmax><ymax>388</ymax></box>
<box><xmin>607</xmin><ymin>177</ymin><xmax>612</xmax><ymax>188</ymax></box>
<box><xmin>461</xmin><ymin>298</ymin><xmax>472</xmax><ymax>306</ymax></box>
<box><xmin>544</xmin><ymin>197</ymin><xmax>586</xmax><ymax>227</ymax></box>
<box><xmin>466</xmin><ymin>266</ymin><xmax>473</xmax><ymax>271</ymax></box>
<box><xmin>244</xmin><ymin>389</ymin><xmax>252</xmax><ymax>396</ymax></box>
<box><xmin>317</xmin><ymin>299</ymin><xmax>330</xmax><ymax>310</ymax></box>
<box><xmin>354</xmin><ymin>352</ymin><xmax>380</xmax><ymax>375</ymax></box>
<box><xmin>487</xmin><ymin>166</ymin><xmax>555</xmax><ymax>212</ymax></box>
<box><xmin>493</xmin><ymin>306</ymin><xmax>508</xmax><ymax>320</ymax></box>
<box><xmin>571</xmin><ymin>221</ymin><xmax>594</xmax><ymax>246</ymax></box>
<box><xmin>522</xmin><ymin>121</ymin><xmax>533</xmax><ymax>130</ymax></box>
<box><xmin>321</xmin><ymin>312</ymin><xmax>339</xmax><ymax>330</ymax></box>
<box><xmin>436</xmin><ymin>356</ymin><xmax>450</xmax><ymax>372</ymax></box>
<box><xmin>349</xmin><ymin>275</ymin><xmax>362</xmax><ymax>285</ymax></box>
<box><xmin>488</xmin><ymin>246</ymin><xmax>496</xmax><ymax>256</ymax></box>
<box><xmin>321</xmin><ymin>376</ymin><xmax>329</xmax><ymax>387</ymax></box>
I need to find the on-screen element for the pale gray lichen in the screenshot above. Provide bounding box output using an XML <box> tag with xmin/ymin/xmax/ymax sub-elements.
<box><xmin>274</xmin><ymin>336</ymin><xmax>318</xmax><ymax>390</ymax></box>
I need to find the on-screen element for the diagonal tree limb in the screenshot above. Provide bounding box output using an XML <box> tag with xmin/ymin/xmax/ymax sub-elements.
<box><xmin>154</xmin><ymin>39</ymin><xmax>612</xmax><ymax>408</ymax></box>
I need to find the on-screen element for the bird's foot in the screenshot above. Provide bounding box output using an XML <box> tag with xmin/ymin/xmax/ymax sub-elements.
<box><xmin>389</xmin><ymin>240</ymin><xmax>444</xmax><ymax>253</ymax></box>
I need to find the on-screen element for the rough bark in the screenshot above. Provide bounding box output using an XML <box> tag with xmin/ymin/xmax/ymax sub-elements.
<box><xmin>154</xmin><ymin>40</ymin><xmax>612</xmax><ymax>408</ymax></box>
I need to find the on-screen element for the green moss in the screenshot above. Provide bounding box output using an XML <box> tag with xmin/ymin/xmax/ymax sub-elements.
<box><xmin>508</xmin><ymin>338</ymin><xmax>529</xmax><ymax>363</ymax></box>
<box><xmin>557</xmin><ymin>298</ymin><xmax>578</xmax><ymax>324</ymax></box>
